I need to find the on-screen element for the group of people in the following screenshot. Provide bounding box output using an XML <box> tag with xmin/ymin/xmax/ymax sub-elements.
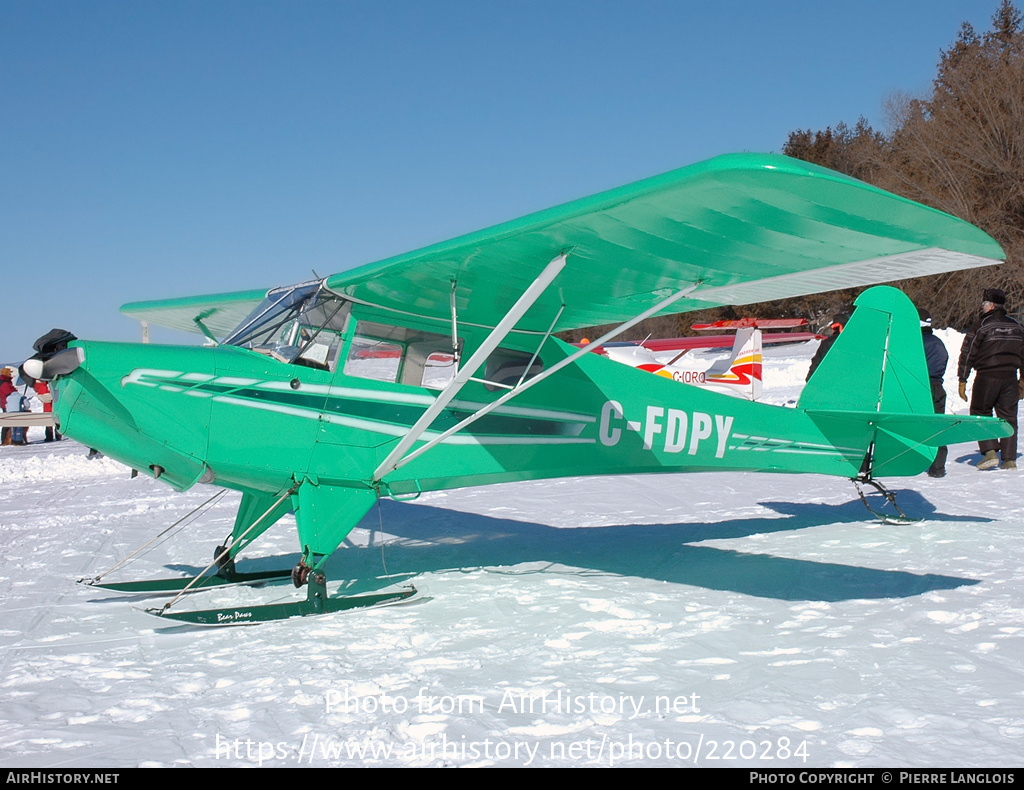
<box><xmin>811</xmin><ymin>287</ymin><xmax>1024</xmax><ymax>477</ymax></box>
<box><xmin>1</xmin><ymin>365</ymin><xmax>59</xmax><ymax>447</ymax></box>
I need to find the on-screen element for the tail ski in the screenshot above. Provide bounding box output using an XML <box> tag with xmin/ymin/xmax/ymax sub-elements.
<box><xmin>798</xmin><ymin>286</ymin><xmax>1011</xmax><ymax>476</ymax></box>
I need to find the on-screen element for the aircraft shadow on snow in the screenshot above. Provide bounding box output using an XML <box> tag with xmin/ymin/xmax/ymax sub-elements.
<box><xmin>151</xmin><ymin>489</ymin><xmax>987</xmax><ymax>604</ymax></box>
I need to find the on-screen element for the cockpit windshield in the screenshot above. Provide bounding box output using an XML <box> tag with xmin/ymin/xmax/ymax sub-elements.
<box><xmin>223</xmin><ymin>280</ymin><xmax>351</xmax><ymax>370</ymax></box>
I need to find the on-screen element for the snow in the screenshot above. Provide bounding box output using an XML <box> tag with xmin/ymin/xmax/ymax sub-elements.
<box><xmin>1</xmin><ymin>337</ymin><xmax>1022</xmax><ymax>768</ymax></box>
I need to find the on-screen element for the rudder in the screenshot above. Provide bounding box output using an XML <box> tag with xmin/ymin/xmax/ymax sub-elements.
<box><xmin>799</xmin><ymin>286</ymin><xmax>936</xmax><ymax>476</ymax></box>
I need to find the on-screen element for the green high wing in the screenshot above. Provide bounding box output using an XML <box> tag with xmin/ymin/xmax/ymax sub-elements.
<box><xmin>121</xmin><ymin>153</ymin><xmax>1003</xmax><ymax>336</ymax></box>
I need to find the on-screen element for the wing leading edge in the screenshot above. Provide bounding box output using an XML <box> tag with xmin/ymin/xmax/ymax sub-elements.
<box><xmin>123</xmin><ymin>153</ymin><xmax>1003</xmax><ymax>336</ymax></box>
<box><xmin>324</xmin><ymin>153</ymin><xmax>1002</xmax><ymax>332</ymax></box>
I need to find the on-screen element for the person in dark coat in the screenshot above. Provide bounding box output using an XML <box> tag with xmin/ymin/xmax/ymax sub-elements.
<box><xmin>806</xmin><ymin>312</ymin><xmax>851</xmax><ymax>381</ymax></box>
<box><xmin>919</xmin><ymin>307</ymin><xmax>949</xmax><ymax>477</ymax></box>
<box><xmin>957</xmin><ymin>288</ymin><xmax>1024</xmax><ymax>470</ymax></box>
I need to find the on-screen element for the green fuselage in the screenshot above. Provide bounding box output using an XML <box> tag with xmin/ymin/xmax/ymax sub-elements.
<box><xmin>54</xmin><ymin>309</ymin><xmax>870</xmax><ymax>500</ymax></box>
<box><xmin>51</xmin><ymin>286</ymin><xmax>1013</xmax><ymax>562</ymax></box>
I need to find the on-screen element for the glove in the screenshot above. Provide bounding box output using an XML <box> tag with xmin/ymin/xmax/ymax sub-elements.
<box><xmin>958</xmin><ymin>381</ymin><xmax>968</xmax><ymax>401</ymax></box>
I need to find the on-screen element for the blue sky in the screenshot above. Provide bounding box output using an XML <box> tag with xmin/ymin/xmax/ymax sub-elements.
<box><xmin>0</xmin><ymin>0</ymin><xmax>1005</xmax><ymax>362</ymax></box>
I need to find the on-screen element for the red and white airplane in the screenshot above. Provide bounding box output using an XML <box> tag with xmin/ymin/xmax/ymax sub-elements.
<box><xmin>581</xmin><ymin>319</ymin><xmax>820</xmax><ymax>401</ymax></box>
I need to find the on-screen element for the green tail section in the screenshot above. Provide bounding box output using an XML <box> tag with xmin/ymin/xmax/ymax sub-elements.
<box><xmin>800</xmin><ymin>286</ymin><xmax>933</xmax><ymax>415</ymax></box>
<box><xmin>799</xmin><ymin>286</ymin><xmax>1010</xmax><ymax>476</ymax></box>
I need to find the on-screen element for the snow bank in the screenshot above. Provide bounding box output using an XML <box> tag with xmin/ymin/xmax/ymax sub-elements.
<box><xmin>0</xmin><ymin>449</ymin><xmax>127</xmax><ymax>484</ymax></box>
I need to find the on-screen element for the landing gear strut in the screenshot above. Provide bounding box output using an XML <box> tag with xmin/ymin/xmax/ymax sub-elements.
<box><xmin>852</xmin><ymin>475</ymin><xmax>918</xmax><ymax>524</ymax></box>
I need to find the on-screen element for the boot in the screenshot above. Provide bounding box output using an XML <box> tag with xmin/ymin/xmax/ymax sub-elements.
<box><xmin>1000</xmin><ymin>459</ymin><xmax>1017</xmax><ymax>470</ymax></box>
<box><xmin>977</xmin><ymin>450</ymin><xmax>1000</xmax><ymax>470</ymax></box>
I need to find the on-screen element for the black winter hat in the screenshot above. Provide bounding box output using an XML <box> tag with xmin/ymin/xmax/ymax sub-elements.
<box><xmin>983</xmin><ymin>288</ymin><xmax>1006</xmax><ymax>305</ymax></box>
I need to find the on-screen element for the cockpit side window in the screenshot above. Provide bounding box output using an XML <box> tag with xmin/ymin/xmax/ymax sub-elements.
<box><xmin>344</xmin><ymin>335</ymin><xmax>404</xmax><ymax>383</ymax></box>
<box><xmin>421</xmin><ymin>350</ymin><xmax>458</xmax><ymax>389</ymax></box>
<box><xmin>342</xmin><ymin>321</ymin><xmax>460</xmax><ymax>389</ymax></box>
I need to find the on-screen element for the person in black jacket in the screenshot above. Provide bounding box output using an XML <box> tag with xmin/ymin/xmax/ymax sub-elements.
<box><xmin>957</xmin><ymin>288</ymin><xmax>1024</xmax><ymax>470</ymax></box>
<box><xmin>806</xmin><ymin>312</ymin><xmax>851</xmax><ymax>381</ymax></box>
<box><xmin>919</xmin><ymin>308</ymin><xmax>949</xmax><ymax>477</ymax></box>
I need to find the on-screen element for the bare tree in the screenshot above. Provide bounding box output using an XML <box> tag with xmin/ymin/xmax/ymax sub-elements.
<box><xmin>565</xmin><ymin>2</ymin><xmax>1024</xmax><ymax>341</ymax></box>
<box><xmin>784</xmin><ymin>1</ymin><xmax>1024</xmax><ymax>330</ymax></box>
<box><xmin>864</xmin><ymin>1</ymin><xmax>1024</xmax><ymax>327</ymax></box>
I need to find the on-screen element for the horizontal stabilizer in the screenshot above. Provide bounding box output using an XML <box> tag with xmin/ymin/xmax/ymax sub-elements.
<box><xmin>805</xmin><ymin>409</ymin><xmax>1012</xmax><ymax>448</ymax></box>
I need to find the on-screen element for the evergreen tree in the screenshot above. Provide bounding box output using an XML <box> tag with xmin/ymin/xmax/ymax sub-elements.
<box><xmin>782</xmin><ymin>118</ymin><xmax>885</xmax><ymax>183</ymax></box>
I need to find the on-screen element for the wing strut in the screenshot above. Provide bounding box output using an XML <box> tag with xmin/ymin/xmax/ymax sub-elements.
<box><xmin>372</xmin><ymin>254</ymin><xmax>568</xmax><ymax>482</ymax></box>
<box><xmin>374</xmin><ymin>280</ymin><xmax>700</xmax><ymax>483</ymax></box>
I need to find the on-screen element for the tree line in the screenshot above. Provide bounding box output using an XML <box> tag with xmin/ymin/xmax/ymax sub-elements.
<box><xmin>564</xmin><ymin>1</ymin><xmax>1024</xmax><ymax>341</ymax></box>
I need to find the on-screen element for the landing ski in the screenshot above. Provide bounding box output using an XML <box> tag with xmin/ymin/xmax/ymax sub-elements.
<box><xmin>145</xmin><ymin>581</ymin><xmax>419</xmax><ymax>625</ymax></box>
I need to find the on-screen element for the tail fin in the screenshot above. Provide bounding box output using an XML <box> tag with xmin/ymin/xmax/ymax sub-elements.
<box><xmin>798</xmin><ymin>286</ymin><xmax>1008</xmax><ymax>476</ymax></box>
<box><xmin>704</xmin><ymin>327</ymin><xmax>763</xmax><ymax>400</ymax></box>
<box><xmin>799</xmin><ymin>286</ymin><xmax>932</xmax><ymax>416</ymax></box>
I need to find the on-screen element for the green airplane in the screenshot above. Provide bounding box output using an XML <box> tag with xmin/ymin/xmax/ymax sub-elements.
<box><xmin>25</xmin><ymin>153</ymin><xmax>1011</xmax><ymax>624</ymax></box>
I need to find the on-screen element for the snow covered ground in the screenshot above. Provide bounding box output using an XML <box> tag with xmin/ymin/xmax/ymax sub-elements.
<box><xmin>1</xmin><ymin>334</ymin><xmax>1022</xmax><ymax>767</ymax></box>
